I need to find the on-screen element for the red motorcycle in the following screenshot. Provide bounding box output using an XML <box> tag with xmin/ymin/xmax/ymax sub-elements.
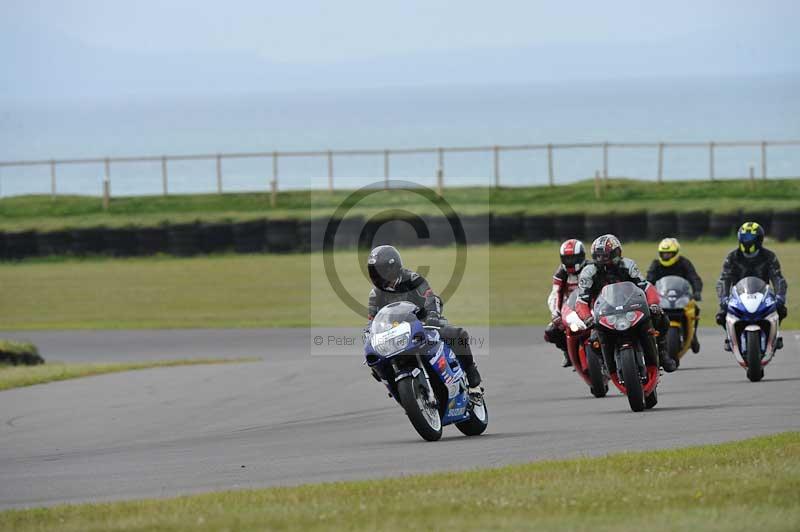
<box><xmin>593</xmin><ymin>281</ymin><xmax>660</xmax><ymax>412</ymax></box>
<box><xmin>561</xmin><ymin>291</ymin><xmax>609</xmax><ymax>398</ymax></box>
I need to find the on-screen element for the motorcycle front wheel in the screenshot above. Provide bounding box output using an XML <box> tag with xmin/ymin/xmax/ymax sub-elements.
<box><xmin>586</xmin><ymin>346</ymin><xmax>608</xmax><ymax>398</ymax></box>
<box><xmin>398</xmin><ymin>375</ymin><xmax>443</xmax><ymax>441</ymax></box>
<box><xmin>666</xmin><ymin>327</ymin><xmax>682</xmax><ymax>369</ymax></box>
<box><xmin>456</xmin><ymin>398</ymin><xmax>488</xmax><ymax>436</ymax></box>
<box><xmin>620</xmin><ymin>347</ymin><xmax>645</xmax><ymax>412</ymax></box>
<box><xmin>746</xmin><ymin>329</ymin><xmax>764</xmax><ymax>382</ymax></box>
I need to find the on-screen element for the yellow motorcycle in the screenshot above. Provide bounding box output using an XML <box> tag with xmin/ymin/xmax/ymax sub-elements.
<box><xmin>655</xmin><ymin>275</ymin><xmax>698</xmax><ymax>369</ymax></box>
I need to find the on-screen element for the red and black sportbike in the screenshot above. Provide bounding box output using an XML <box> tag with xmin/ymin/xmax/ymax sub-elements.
<box><xmin>593</xmin><ymin>281</ymin><xmax>660</xmax><ymax>412</ymax></box>
<box><xmin>561</xmin><ymin>291</ymin><xmax>609</xmax><ymax>398</ymax></box>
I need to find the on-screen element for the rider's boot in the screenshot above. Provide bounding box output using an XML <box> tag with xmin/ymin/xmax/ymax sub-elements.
<box><xmin>657</xmin><ymin>335</ymin><xmax>677</xmax><ymax>373</ymax></box>
<box><xmin>561</xmin><ymin>350</ymin><xmax>572</xmax><ymax>368</ymax></box>
<box><xmin>723</xmin><ymin>338</ymin><xmax>732</xmax><ymax>352</ymax></box>
<box><xmin>464</xmin><ymin>364</ymin><xmax>484</xmax><ymax>403</ymax></box>
<box><xmin>691</xmin><ymin>330</ymin><xmax>700</xmax><ymax>353</ymax></box>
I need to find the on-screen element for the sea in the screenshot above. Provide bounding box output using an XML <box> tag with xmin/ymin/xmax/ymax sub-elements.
<box><xmin>1</xmin><ymin>74</ymin><xmax>799</xmax><ymax>197</ymax></box>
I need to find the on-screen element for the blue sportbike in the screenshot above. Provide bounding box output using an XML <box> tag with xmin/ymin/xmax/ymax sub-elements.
<box><xmin>724</xmin><ymin>276</ymin><xmax>783</xmax><ymax>382</ymax></box>
<box><xmin>364</xmin><ymin>301</ymin><xmax>488</xmax><ymax>441</ymax></box>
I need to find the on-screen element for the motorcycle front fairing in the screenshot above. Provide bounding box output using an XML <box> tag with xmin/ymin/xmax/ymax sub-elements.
<box><xmin>425</xmin><ymin>331</ymin><xmax>470</xmax><ymax>424</ymax></box>
<box><xmin>725</xmin><ymin>277</ymin><xmax>779</xmax><ymax>367</ymax></box>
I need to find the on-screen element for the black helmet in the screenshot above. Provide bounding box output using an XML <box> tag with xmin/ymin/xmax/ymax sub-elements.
<box><xmin>591</xmin><ymin>234</ymin><xmax>622</xmax><ymax>269</ymax></box>
<box><xmin>737</xmin><ymin>222</ymin><xmax>765</xmax><ymax>258</ymax></box>
<box><xmin>368</xmin><ymin>245</ymin><xmax>403</xmax><ymax>291</ymax></box>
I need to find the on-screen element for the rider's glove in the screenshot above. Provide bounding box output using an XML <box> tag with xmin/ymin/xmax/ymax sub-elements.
<box><xmin>695</xmin><ymin>292</ymin><xmax>702</xmax><ymax>302</ymax></box>
<box><xmin>720</xmin><ymin>296</ymin><xmax>729</xmax><ymax>309</ymax></box>
<box><xmin>715</xmin><ymin>310</ymin><xmax>727</xmax><ymax>326</ymax></box>
<box><xmin>551</xmin><ymin>315</ymin><xmax>563</xmax><ymax>328</ymax></box>
<box><xmin>425</xmin><ymin>312</ymin><xmax>443</xmax><ymax>328</ymax></box>
<box><xmin>582</xmin><ymin>314</ymin><xmax>594</xmax><ymax>327</ymax></box>
<box><xmin>649</xmin><ymin>304</ymin><xmax>664</xmax><ymax>317</ymax></box>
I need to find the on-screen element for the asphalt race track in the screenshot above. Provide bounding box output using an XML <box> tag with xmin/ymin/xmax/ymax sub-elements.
<box><xmin>1</xmin><ymin>327</ymin><xmax>798</xmax><ymax>509</ymax></box>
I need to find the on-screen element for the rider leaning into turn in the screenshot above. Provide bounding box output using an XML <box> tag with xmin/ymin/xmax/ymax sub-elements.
<box><xmin>366</xmin><ymin>245</ymin><xmax>484</xmax><ymax>398</ymax></box>
<box><xmin>646</xmin><ymin>237</ymin><xmax>703</xmax><ymax>353</ymax></box>
<box><xmin>574</xmin><ymin>234</ymin><xmax>677</xmax><ymax>373</ymax></box>
<box><xmin>715</xmin><ymin>222</ymin><xmax>788</xmax><ymax>348</ymax></box>
<box><xmin>544</xmin><ymin>239</ymin><xmax>587</xmax><ymax>367</ymax></box>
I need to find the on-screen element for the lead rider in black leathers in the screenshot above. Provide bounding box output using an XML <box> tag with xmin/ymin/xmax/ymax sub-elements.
<box><xmin>575</xmin><ymin>234</ymin><xmax>676</xmax><ymax>373</ymax></box>
<box><xmin>367</xmin><ymin>245</ymin><xmax>483</xmax><ymax>395</ymax></box>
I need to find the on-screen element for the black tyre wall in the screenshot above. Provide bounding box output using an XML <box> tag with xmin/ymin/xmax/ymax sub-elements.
<box><xmin>708</xmin><ymin>212</ymin><xmax>741</xmax><ymax>238</ymax></box>
<box><xmin>266</xmin><ymin>219</ymin><xmax>299</xmax><ymax>252</ymax></box>
<box><xmin>677</xmin><ymin>211</ymin><xmax>710</xmax><ymax>239</ymax></box>
<box><xmin>584</xmin><ymin>213</ymin><xmax>615</xmax><ymax>242</ymax></box>
<box><xmin>104</xmin><ymin>227</ymin><xmax>139</xmax><ymax>257</ymax></box>
<box><xmin>553</xmin><ymin>213</ymin><xmax>585</xmax><ymax>242</ymax></box>
<box><xmin>37</xmin><ymin>230</ymin><xmax>73</xmax><ymax>256</ymax></box>
<box><xmin>613</xmin><ymin>211</ymin><xmax>648</xmax><ymax>242</ymax></box>
<box><xmin>167</xmin><ymin>223</ymin><xmax>201</xmax><ymax>256</ymax></box>
<box><xmin>521</xmin><ymin>215</ymin><xmax>555</xmax><ymax>242</ymax></box>
<box><xmin>5</xmin><ymin>231</ymin><xmax>38</xmax><ymax>259</ymax></box>
<box><xmin>647</xmin><ymin>212</ymin><xmax>677</xmax><ymax>241</ymax></box>
<box><xmin>772</xmin><ymin>210</ymin><xmax>800</xmax><ymax>241</ymax></box>
<box><xmin>490</xmin><ymin>214</ymin><xmax>524</xmax><ymax>244</ymax></box>
<box><xmin>70</xmin><ymin>228</ymin><xmax>106</xmax><ymax>255</ymax></box>
<box><xmin>199</xmin><ymin>222</ymin><xmax>234</xmax><ymax>254</ymax></box>
<box><xmin>137</xmin><ymin>227</ymin><xmax>168</xmax><ymax>255</ymax></box>
<box><xmin>232</xmin><ymin>219</ymin><xmax>266</xmax><ymax>253</ymax></box>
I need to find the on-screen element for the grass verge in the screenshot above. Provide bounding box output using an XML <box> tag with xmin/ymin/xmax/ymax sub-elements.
<box><xmin>0</xmin><ymin>178</ymin><xmax>797</xmax><ymax>230</ymax></box>
<box><xmin>0</xmin><ymin>432</ymin><xmax>797</xmax><ymax>531</ymax></box>
<box><xmin>0</xmin><ymin>358</ymin><xmax>257</xmax><ymax>391</ymax></box>
<box><xmin>1</xmin><ymin>241</ymin><xmax>798</xmax><ymax>330</ymax></box>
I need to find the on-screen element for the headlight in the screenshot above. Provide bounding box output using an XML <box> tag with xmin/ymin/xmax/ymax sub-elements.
<box><xmin>625</xmin><ymin>311</ymin><xmax>637</xmax><ymax>321</ymax></box>
<box><xmin>371</xmin><ymin>322</ymin><xmax>412</xmax><ymax>357</ymax></box>
<box><xmin>614</xmin><ymin>318</ymin><xmax>631</xmax><ymax>331</ymax></box>
<box><xmin>605</xmin><ymin>314</ymin><xmax>617</xmax><ymax>325</ymax></box>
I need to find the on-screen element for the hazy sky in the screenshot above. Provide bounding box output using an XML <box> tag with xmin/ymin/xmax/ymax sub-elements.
<box><xmin>2</xmin><ymin>1</ymin><xmax>798</xmax><ymax>100</ymax></box>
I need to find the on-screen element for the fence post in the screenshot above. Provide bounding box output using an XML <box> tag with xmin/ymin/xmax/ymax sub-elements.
<box><xmin>749</xmin><ymin>165</ymin><xmax>755</xmax><ymax>190</ymax></box>
<box><xmin>102</xmin><ymin>158</ymin><xmax>111</xmax><ymax>210</ymax></box>
<box><xmin>327</xmin><ymin>150</ymin><xmax>334</xmax><ymax>192</ymax></box>
<box><xmin>657</xmin><ymin>143</ymin><xmax>664</xmax><ymax>184</ymax></box>
<box><xmin>161</xmin><ymin>156</ymin><xmax>168</xmax><ymax>196</ymax></box>
<box><xmin>709</xmin><ymin>142</ymin><xmax>715</xmax><ymax>181</ymax></box>
<box><xmin>216</xmin><ymin>154</ymin><xmax>223</xmax><ymax>193</ymax></box>
<box><xmin>547</xmin><ymin>144</ymin><xmax>554</xmax><ymax>186</ymax></box>
<box><xmin>50</xmin><ymin>160</ymin><xmax>56</xmax><ymax>199</ymax></box>
<box><xmin>436</xmin><ymin>148</ymin><xmax>444</xmax><ymax>196</ymax></box>
<box><xmin>384</xmin><ymin>149</ymin><xmax>390</xmax><ymax>190</ymax></box>
<box><xmin>761</xmin><ymin>141</ymin><xmax>767</xmax><ymax>180</ymax></box>
<box><xmin>493</xmin><ymin>146</ymin><xmax>500</xmax><ymax>187</ymax></box>
<box><xmin>603</xmin><ymin>142</ymin><xmax>609</xmax><ymax>182</ymax></box>
<box><xmin>271</xmin><ymin>152</ymin><xmax>278</xmax><ymax>207</ymax></box>
<box><xmin>594</xmin><ymin>170</ymin><xmax>602</xmax><ymax>199</ymax></box>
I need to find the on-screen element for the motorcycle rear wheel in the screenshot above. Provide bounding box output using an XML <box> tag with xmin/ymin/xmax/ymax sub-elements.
<box><xmin>586</xmin><ymin>347</ymin><xmax>608</xmax><ymax>398</ymax></box>
<box><xmin>620</xmin><ymin>347</ymin><xmax>645</xmax><ymax>412</ymax></box>
<box><xmin>398</xmin><ymin>375</ymin><xmax>443</xmax><ymax>441</ymax></box>
<box><xmin>746</xmin><ymin>329</ymin><xmax>764</xmax><ymax>382</ymax></box>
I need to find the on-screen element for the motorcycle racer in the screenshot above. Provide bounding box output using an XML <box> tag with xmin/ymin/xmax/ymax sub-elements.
<box><xmin>575</xmin><ymin>234</ymin><xmax>677</xmax><ymax>373</ymax></box>
<box><xmin>366</xmin><ymin>245</ymin><xmax>484</xmax><ymax>397</ymax></box>
<box><xmin>646</xmin><ymin>237</ymin><xmax>703</xmax><ymax>353</ymax></box>
<box><xmin>544</xmin><ymin>239</ymin><xmax>587</xmax><ymax>367</ymax></box>
<box><xmin>715</xmin><ymin>222</ymin><xmax>788</xmax><ymax>348</ymax></box>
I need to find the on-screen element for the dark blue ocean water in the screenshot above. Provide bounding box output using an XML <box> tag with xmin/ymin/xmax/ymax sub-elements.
<box><xmin>1</xmin><ymin>75</ymin><xmax>799</xmax><ymax>197</ymax></box>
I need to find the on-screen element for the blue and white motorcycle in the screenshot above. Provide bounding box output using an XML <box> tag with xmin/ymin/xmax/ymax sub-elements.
<box><xmin>364</xmin><ymin>301</ymin><xmax>488</xmax><ymax>441</ymax></box>
<box><xmin>724</xmin><ymin>276</ymin><xmax>783</xmax><ymax>382</ymax></box>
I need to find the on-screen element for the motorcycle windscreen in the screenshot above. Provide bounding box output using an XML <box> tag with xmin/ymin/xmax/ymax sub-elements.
<box><xmin>370</xmin><ymin>301</ymin><xmax>420</xmax><ymax>335</ymax></box>
<box><xmin>594</xmin><ymin>281</ymin><xmax>648</xmax><ymax>316</ymax></box>
<box><xmin>656</xmin><ymin>275</ymin><xmax>692</xmax><ymax>309</ymax></box>
<box><xmin>733</xmin><ymin>276</ymin><xmax>768</xmax><ymax>297</ymax></box>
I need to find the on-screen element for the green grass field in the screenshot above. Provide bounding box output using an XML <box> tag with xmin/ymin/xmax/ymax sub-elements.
<box><xmin>0</xmin><ymin>178</ymin><xmax>797</xmax><ymax>230</ymax></box>
<box><xmin>0</xmin><ymin>358</ymin><xmax>256</xmax><ymax>391</ymax></box>
<box><xmin>1</xmin><ymin>432</ymin><xmax>797</xmax><ymax>531</ymax></box>
<box><xmin>1</xmin><ymin>241</ymin><xmax>797</xmax><ymax>330</ymax></box>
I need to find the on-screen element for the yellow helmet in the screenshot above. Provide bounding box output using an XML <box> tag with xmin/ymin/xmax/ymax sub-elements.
<box><xmin>657</xmin><ymin>237</ymin><xmax>680</xmax><ymax>267</ymax></box>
